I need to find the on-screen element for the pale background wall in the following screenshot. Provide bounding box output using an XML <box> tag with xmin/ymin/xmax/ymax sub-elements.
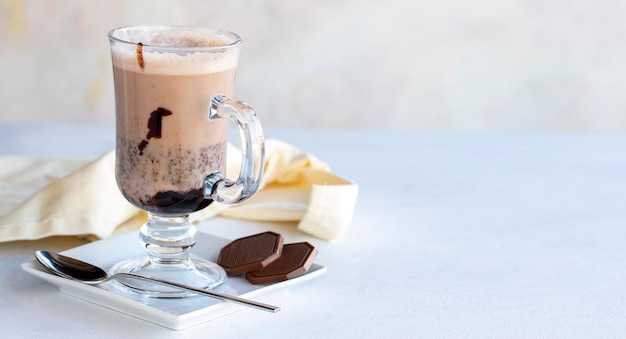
<box><xmin>1</xmin><ymin>0</ymin><xmax>625</xmax><ymax>131</ymax></box>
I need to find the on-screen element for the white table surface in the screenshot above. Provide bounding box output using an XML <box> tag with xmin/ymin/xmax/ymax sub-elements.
<box><xmin>2</xmin><ymin>123</ymin><xmax>626</xmax><ymax>338</ymax></box>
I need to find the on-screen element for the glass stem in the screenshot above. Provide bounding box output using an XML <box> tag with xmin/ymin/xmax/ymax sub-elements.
<box><xmin>139</xmin><ymin>214</ymin><xmax>196</xmax><ymax>265</ymax></box>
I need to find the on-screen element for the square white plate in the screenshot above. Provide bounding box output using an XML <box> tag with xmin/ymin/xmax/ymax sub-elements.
<box><xmin>21</xmin><ymin>230</ymin><xmax>326</xmax><ymax>330</ymax></box>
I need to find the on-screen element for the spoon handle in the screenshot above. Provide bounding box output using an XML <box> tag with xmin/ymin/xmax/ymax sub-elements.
<box><xmin>118</xmin><ymin>272</ymin><xmax>280</xmax><ymax>312</ymax></box>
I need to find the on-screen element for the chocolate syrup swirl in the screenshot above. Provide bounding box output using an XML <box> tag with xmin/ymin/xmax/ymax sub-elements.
<box><xmin>138</xmin><ymin>107</ymin><xmax>173</xmax><ymax>155</ymax></box>
<box><xmin>136</xmin><ymin>42</ymin><xmax>144</xmax><ymax>70</ymax></box>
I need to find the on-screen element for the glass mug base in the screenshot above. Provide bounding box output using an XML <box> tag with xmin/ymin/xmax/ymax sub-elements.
<box><xmin>108</xmin><ymin>256</ymin><xmax>227</xmax><ymax>298</ymax></box>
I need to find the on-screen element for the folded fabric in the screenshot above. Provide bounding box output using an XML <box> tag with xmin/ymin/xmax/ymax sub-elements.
<box><xmin>0</xmin><ymin>139</ymin><xmax>358</xmax><ymax>242</ymax></box>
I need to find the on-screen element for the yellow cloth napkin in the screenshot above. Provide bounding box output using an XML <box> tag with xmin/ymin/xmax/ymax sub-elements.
<box><xmin>0</xmin><ymin>139</ymin><xmax>358</xmax><ymax>242</ymax></box>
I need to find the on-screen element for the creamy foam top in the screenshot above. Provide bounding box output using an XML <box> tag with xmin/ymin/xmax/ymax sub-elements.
<box><xmin>111</xmin><ymin>31</ymin><xmax>240</xmax><ymax>74</ymax></box>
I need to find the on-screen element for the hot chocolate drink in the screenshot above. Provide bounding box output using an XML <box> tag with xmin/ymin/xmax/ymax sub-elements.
<box><xmin>111</xmin><ymin>32</ymin><xmax>239</xmax><ymax>215</ymax></box>
<box><xmin>107</xmin><ymin>26</ymin><xmax>264</xmax><ymax>296</ymax></box>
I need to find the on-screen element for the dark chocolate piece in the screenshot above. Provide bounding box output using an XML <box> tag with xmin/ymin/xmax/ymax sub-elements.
<box><xmin>217</xmin><ymin>232</ymin><xmax>284</xmax><ymax>276</ymax></box>
<box><xmin>245</xmin><ymin>242</ymin><xmax>318</xmax><ymax>285</ymax></box>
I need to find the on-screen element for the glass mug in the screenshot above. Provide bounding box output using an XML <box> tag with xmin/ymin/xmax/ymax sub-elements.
<box><xmin>108</xmin><ymin>25</ymin><xmax>264</xmax><ymax>297</ymax></box>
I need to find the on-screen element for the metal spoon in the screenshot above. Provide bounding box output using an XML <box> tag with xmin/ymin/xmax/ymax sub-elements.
<box><xmin>35</xmin><ymin>250</ymin><xmax>280</xmax><ymax>313</ymax></box>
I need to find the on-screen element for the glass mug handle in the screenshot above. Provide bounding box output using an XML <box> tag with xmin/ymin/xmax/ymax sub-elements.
<box><xmin>204</xmin><ymin>95</ymin><xmax>265</xmax><ymax>204</ymax></box>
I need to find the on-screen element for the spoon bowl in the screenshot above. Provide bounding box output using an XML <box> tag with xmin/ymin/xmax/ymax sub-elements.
<box><xmin>35</xmin><ymin>250</ymin><xmax>280</xmax><ymax>313</ymax></box>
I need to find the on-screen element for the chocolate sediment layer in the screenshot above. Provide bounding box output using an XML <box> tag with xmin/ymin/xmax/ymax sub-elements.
<box><xmin>116</xmin><ymin>138</ymin><xmax>226</xmax><ymax>214</ymax></box>
<box><xmin>142</xmin><ymin>188</ymin><xmax>213</xmax><ymax>215</ymax></box>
